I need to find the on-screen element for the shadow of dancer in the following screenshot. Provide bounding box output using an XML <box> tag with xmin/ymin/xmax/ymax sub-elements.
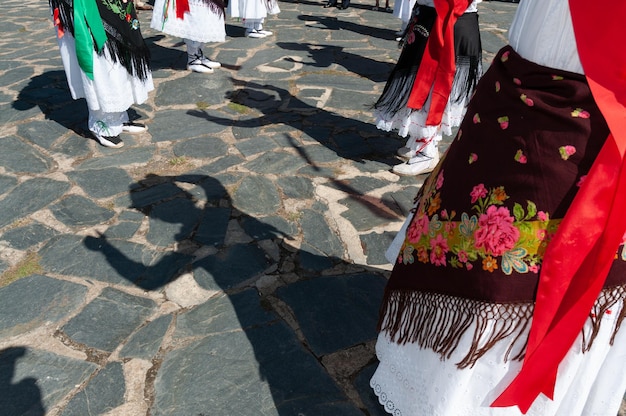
<box><xmin>187</xmin><ymin>78</ymin><xmax>402</xmax><ymax>165</ymax></box>
<box><xmin>83</xmin><ymin>173</ymin><xmax>388</xmax><ymax>415</ymax></box>
<box><xmin>0</xmin><ymin>347</ymin><xmax>45</xmax><ymax>416</ymax></box>
<box><xmin>276</xmin><ymin>42</ymin><xmax>395</xmax><ymax>83</ymax></box>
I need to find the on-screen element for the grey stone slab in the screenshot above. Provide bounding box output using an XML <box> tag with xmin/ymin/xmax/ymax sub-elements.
<box><xmin>360</xmin><ymin>231</ymin><xmax>396</xmax><ymax>265</ymax></box>
<box><xmin>67</xmin><ymin>168</ymin><xmax>134</xmax><ymax>199</ymax></box>
<box><xmin>54</xmin><ymin>132</ymin><xmax>92</xmax><ymax>157</ymax></box>
<box><xmin>193</xmin><ymin>244</ymin><xmax>272</xmax><ymax>291</ymax></box>
<box><xmin>296</xmin><ymin>164</ymin><xmax>338</xmax><ymax>178</ymax></box>
<box><xmin>41</xmin><ymin>234</ymin><xmax>148</xmax><ymax>286</ymax></box>
<box><xmin>240</xmin><ymin>215</ymin><xmax>298</xmax><ymax>241</ymax></box>
<box><xmin>0</xmin><ymin>178</ymin><xmax>70</xmax><ymax>229</ymax></box>
<box><xmin>296</xmin><ymin>73</ymin><xmax>374</xmax><ymax>92</ymax></box>
<box><xmin>189</xmin><ymin>177</ymin><xmax>229</xmax><ymax>202</ymax></box>
<box><xmin>276</xmin><ymin>273</ymin><xmax>386</xmax><ymax>356</ymax></box>
<box><xmin>0</xmin><ymin>135</ymin><xmax>54</xmax><ymax>174</ymax></box>
<box><xmin>232</xmin><ymin>176</ymin><xmax>281</xmax><ymax>215</ymax></box>
<box><xmin>0</xmin><ymin>347</ymin><xmax>97</xmax><ymax>414</ymax></box>
<box><xmin>154</xmin><ymin>72</ymin><xmax>231</xmax><ymax>107</ymax></box>
<box><xmin>174</xmin><ymin>290</ymin><xmax>276</xmax><ymax>338</ymax></box>
<box><xmin>325</xmin><ymin>176</ymin><xmax>388</xmax><ymax>195</ymax></box>
<box><xmin>243</xmin><ymin>151</ymin><xmax>308</xmax><ymax>174</ymax></box>
<box><xmin>300</xmin><ymin>209</ymin><xmax>345</xmax><ymax>258</ymax></box>
<box><xmin>172</xmin><ymin>136</ymin><xmax>229</xmax><ymax>159</ymax></box>
<box><xmin>62</xmin><ymin>287</ymin><xmax>156</xmax><ymax>352</ymax></box>
<box><xmin>299</xmin><ymin>144</ymin><xmax>342</xmax><ymax>164</ymax></box>
<box><xmin>0</xmin><ymin>260</ymin><xmax>7</xmax><ymax>275</ymax></box>
<box><xmin>146</xmin><ymin>198</ymin><xmax>202</xmax><ymax>247</ymax></box>
<box><xmin>339</xmin><ymin>194</ymin><xmax>399</xmax><ymax>232</ymax></box>
<box><xmin>120</xmin><ymin>315</ymin><xmax>172</xmax><ymax>359</ymax></box>
<box><xmin>0</xmin><ymin>274</ymin><xmax>87</xmax><ymax>338</ymax></box>
<box><xmin>0</xmin><ymin>175</ymin><xmax>17</xmax><ymax>196</ymax></box>
<box><xmin>0</xmin><ymin>222</ymin><xmax>60</xmax><ymax>250</ymax></box>
<box><xmin>16</xmin><ymin>120</ymin><xmax>67</xmax><ymax>148</ymax></box>
<box><xmin>61</xmin><ymin>362</ymin><xmax>125</xmax><ymax>416</ymax></box>
<box><xmin>129</xmin><ymin>182</ymin><xmax>185</xmax><ymax>208</ymax></box>
<box><xmin>277</xmin><ymin>176</ymin><xmax>314</xmax><ymax>199</ymax></box>
<box><xmin>194</xmin><ymin>206</ymin><xmax>230</xmax><ymax>246</ymax></box>
<box><xmin>0</xmin><ymin>67</ymin><xmax>34</xmax><ymax>88</ymax></box>
<box><xmin>76</xmin><ymin>147</ymin><xmax>154</xmax><ymax>169</ymax></box>
<box><xmin>234</xmin><ymin>136</ymin><xmax>278</xmax><ymax>157</ymax></box>
<box><xmin>154</xmin><ymin>321</ymin><xmax>361</xmax><ymax>416</ymax></box>
<box><xmin>381</xmin><ymin>186</ymin><xmax>420</xmax><ymax>216</ymax></box>
<box><xmin>50</xmin><ymin>195</ymin><xmax>115</xmax><ymax>227</ymax></box>
<box><xmin>298</xmin><ymin>242</ymin><xmax>335</xmax><ymax>272</ymax></box>
<box><xmin>103</xmin><ymin>221</ymin><xmax>142</xmax><ymax>239</ymax></box>
<box><xmin>190</xmin><ymin>154</ymin><xmax>245</xmax><ymax>175</ymax></box>
<box><xmin>150</xmin><ymin>109</ymin><xmax>227</xmax><ymax>144</ymax></box>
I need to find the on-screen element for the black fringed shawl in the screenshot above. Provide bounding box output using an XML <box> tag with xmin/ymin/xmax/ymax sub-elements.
<box><xmin>51</xmin><ymin>0</ymin><xmax>151</xmax><ymax>81</ymax></box>
<box><xmin>378</xmin><ymin>46</ymin><xmax>626</xmax><ymax>368</ymax></box>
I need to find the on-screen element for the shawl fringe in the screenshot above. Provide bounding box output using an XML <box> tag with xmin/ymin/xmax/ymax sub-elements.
<box><xmin>378</xmin><ymin>285</ymin><xmax>626</xmax><ymax>369</ymax></box>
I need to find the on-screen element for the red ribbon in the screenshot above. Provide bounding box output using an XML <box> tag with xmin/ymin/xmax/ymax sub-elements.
<box><xmin>175</xmin><ymin>0</ymin><xmax>190</xmax><ymax>19</ymax></box>
<box><xmin>53</xmin><ymin>8</ymin><xmax>65</xmax><ymax>38</ymax></box>
<box><xmin>405</xmin><ymin>0</ymin><xmax>471</xmax><ymax>126</ymax></box>
<box><xmin>491</xmin><ymin>0</ymin><xmax>626</xmax><ymax>413</ymax></box>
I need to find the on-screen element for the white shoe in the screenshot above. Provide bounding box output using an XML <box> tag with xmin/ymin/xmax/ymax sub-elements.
<box><xmin>245</xmin><ymin>29</ymin><xmax>267</xmax><ymax>38</ymax></box>
<box><xmin>122</xmin><ymin>121</ymin><xmax>147</xmax><ymax>133</ymax></box>
<box><xmin>392</xmin><ymin>152</ymin><xmax>440</xmax><ymax>176</ymax></box>
<box><xmin>198</xmin><ymin>49</ymin><xmax>221</xmax><ymax>68</ymax></box>
<box><xmin>93</xmin><ymin>132</ymin><xmax>124</xmax><ymax>148</ymax></box>
<box><xmin>396</xmin><ymin>146</ymin><xmax>416</xmax><ymax>159</ymax></box>
<box><xmin>187</xmin><ymin>55</ymin><xmax>214</xmax><ymax>73</ymax></box>
<box><xmin>256</xmin><ymin>29</ymin><xmax>273</xmax><ymax>36</ymax></box>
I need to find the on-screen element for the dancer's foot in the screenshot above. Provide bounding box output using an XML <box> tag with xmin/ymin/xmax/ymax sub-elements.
<box><xmin>392</xmin><ymin>151</ymin><xmax>440</xmax><ymax>176</ymax></box>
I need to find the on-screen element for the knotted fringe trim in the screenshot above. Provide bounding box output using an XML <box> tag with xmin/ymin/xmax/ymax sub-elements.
<box><xmin>200</xmin><ymin>0</ymin><xmax>226</xmax><ymax>19</ymax></box>
<box><xmin>450</xmin><ymin>55</ymin><xmax>482</xmax><ymax>104</ymax></box>
<box><xmin>378</xmin><ymin>285</ymin><xmax>626</xmax><ymax>369</ymax></box>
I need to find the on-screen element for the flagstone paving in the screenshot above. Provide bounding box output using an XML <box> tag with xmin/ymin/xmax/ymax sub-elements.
<box><xmin>2</xmin><ymin>1</ymin><xmax>622</xmax><ymax>415</ymax></box>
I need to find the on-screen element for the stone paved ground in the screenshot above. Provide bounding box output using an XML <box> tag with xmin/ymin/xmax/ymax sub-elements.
<box><xmin>1</xmin><ymin>1</ymin><xmax>623</xmax><ymax>415</ymax></box>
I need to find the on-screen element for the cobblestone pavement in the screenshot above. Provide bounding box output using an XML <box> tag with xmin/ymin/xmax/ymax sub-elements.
<box><xmin>2</xmin><ymin>1</ymin><xmax>622</xmax><ymax>415</ymax></box>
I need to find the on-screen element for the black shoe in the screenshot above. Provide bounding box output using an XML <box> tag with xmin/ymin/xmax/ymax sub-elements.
<box><xmin>323</xmin><ymin>2</ymin><xmax>336</xmax><ymax>7</ymax></box>
<box><xmin>93</xmin><ymin>132</ymin><xmax>123</xmax><ymax>148</ymax></box>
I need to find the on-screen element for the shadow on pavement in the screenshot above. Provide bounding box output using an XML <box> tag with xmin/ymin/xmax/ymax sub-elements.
<box><xmin>81</xmin><ymin>173</ymin><xmax>388</xmax><ymax>414</ymax></box>
<box><xmin>0</xmin><ymin>347</ymin><xmax>45</xmax><ymax>415</ymax></box>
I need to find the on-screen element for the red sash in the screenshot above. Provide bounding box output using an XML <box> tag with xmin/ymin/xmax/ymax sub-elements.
<box><xmin>491</xmin><ymin>0</ymin><xmax>626</xmax><ymax>412</ymax></box>
<box><xmin>405</xmin><ymin>0</ymin><xmax>471</xmax><ymax>126</ymax></box>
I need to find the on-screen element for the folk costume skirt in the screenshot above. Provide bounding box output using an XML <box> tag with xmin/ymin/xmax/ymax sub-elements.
<box><xmin>374</xmin><ymin>5</ymin><xmax>482</xmax><ymax>144</ymax></box>
<box><xmin>370</xmin><ymin>46</ymin><xmax>626</xmax><ymax>416</ymax></box>
<box><xmin>151</xmin><ymin>0</ymin><xmax>226</xmax><ymax>43</ymax></box>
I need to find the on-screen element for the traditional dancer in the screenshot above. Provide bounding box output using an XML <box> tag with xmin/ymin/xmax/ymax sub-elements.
<box><xmin>229</xmin><ymin>0</ymin><xmax>279</xmax><ymax>38</ymax></box>
<box><xmin>373</xmin><ymin>0</ymin><xmax>482</xmax><ymax>176</ymax></box>
<box><xmin>50</xmin><ymin>0</ymin><xmax>153</xmax><ymax>148</ymax></box>
<box><xmin>151</xmin><ymin>0</ymin><xmax>226</xmax><ymax>73</ymax></box>
<box><xmin>371</xmin><ymin>0</ymin><xmax>626</xmax><ymax>414</ymax></box>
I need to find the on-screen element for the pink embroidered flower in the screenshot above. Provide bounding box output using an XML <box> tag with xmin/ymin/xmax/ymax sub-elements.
<box><xmin>536</xmin><ymin>229</ymin><xmax>547</xmax><ymax>240</ymax></box>
<box><xmin>497</xmin><ymin>116</ymin><xmax>509</xmax><ymax>129</ymax></box>
<box><xmin>474</xmin><ymin>205</ymin><xmax>520</xmax><ymax>256</ymax></box>
<box><xmin>529</xmin><ymin>264</ymin><xmax>540</xmax><ymax>273</ymax></box>
<box><xmin>407</xmin><ymin>213</ymin><xmax>429</xmax><ymax>243</ymax></box>
<box><xmin>444</xmin><ymin>221</ymin><xmax>456</xmax><ymax>234</ymax></box>
<box><xmin>473</xmin><ymin>113</ymin><xmax>481</xmax><ymax>124</ymax></box>
<box><xmin>537</xmin><ymin>211</ymin><xmax>548</xmax><ymax>222</ymax></box>
<box><xmin>440</xmin><ymin>209</ymin><xmax>448</xmax><ymax>219</ymax></box>
<box><xmin>501</xmin><ymin>50</ymin><xmax>510</xmax><ymax>62</ymax></box>
<box><xmin>576</xmin><ymin>175</ymin><xmax>587</xmax><ymax>187</ymax></box>
<box><xmin>466</xmin><ymin>262</ymin><xmax>473</xmax><ymax>270</ymax></box>
<box><xmin>469</xmin><ymin>153</ymin><xmax>478</xmax><ymax>164</ymax></box>
<box><xmin>559</xmin><ymin>145</ymin><xmax>576</xmax><ymax>160</ymax></box>
<box><xmin>514</xmin><ymin>149</ymin><xmax>527</xmax><ymax>164</ymax></box>
<box><xmin>430</xmin><ymin>234</ymin><xmax>449</xmax><ymax>266</ymax></box>
<box><xmin>470</xmin><ymin>184</ymin><xmax>488</xmax><ymax>203</ymax></box>
<box><xmin>495</xmin><ymin>81</ymin><xmax>501</xmax><ymax>92</ymax></box>
<box><xmin>571</xmin><ymin>108</ymin><xmax>590</xmax><ymax>118</ymax></box>
<box><xmin>436</xmin><ymin>170</ymin><xmax>444</xmax><ymax>190</ymax></box>
<box><xmin>458</xmin><ymin>250</ymin><xmax>468</xmax><ymax>263</ymax></box>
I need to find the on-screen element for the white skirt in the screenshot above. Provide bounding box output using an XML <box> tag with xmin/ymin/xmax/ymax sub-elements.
<box><xmin>228</xmin><ymin>0</ymin><xmax>280</xmax><ymax>20</ymax></box>
<box><xmin>151</xmin><ymin>0</ymin><xmax>226</xmax><ymax>43</ymax></box>
<box><xmin>374</xmin><ymin>89</ymin><xmax>469</xmax><ymax>144</ymax></box>
<box><xmin>370</xmin><ymin>298</ymin><xmax>626</xmax><ymax>416</ymax></box>
<box><xmin>57</xmin><ymin>33</ymin><xmax>154</xmax><ymax>113</ymax></box>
